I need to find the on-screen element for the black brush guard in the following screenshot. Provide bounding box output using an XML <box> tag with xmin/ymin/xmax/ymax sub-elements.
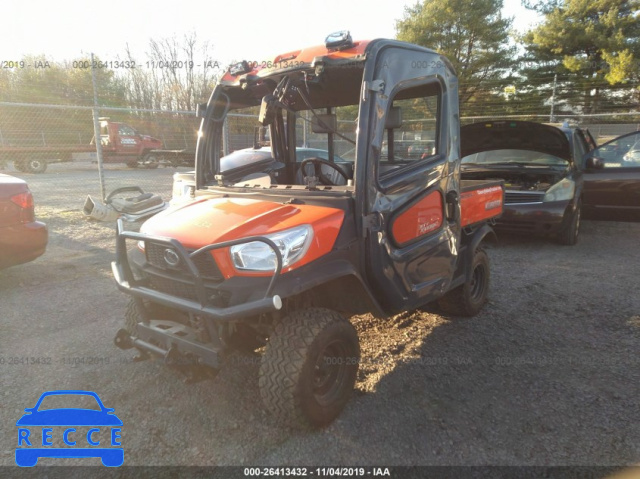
<box><xmin>111</xmin><ymin>219</ymin><xmax>283</xmax><ymax>368</ymax></box>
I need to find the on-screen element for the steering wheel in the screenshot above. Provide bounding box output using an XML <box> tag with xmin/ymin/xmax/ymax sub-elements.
<box><xmin>299</xmin><ymin>157</ymin><xmax>349</xmax><ymax>186</ymax></box>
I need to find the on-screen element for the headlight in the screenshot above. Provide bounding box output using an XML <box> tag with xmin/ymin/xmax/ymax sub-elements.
<box><xmin>543</xmin><ymin>178</ymin><xmax>575</xmax><ymax>202</ymax></box>
<box><xmin>230</xmin><ymin>225</ymin><xmax>313</xmax><ymax>271</ymax></box>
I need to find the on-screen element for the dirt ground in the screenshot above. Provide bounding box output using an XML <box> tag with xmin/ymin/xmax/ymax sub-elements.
<box><xmin>1</xmin><ymin>162</ymin><xmax>640</xmax><ymax>471</ymax></box>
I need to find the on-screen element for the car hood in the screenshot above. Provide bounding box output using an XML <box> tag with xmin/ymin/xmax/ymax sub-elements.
<box><xmin>461</xmin><ymin>120</ymin><xmax>572</xmax><ymax>162</ymax></box>
<box><xmin>16</xmin><ymin>409</ymin><xmax>122</xmax><ymax>426</ymax></box>
<box><xmin>140</xmin><ymin>196</ymin><xmax>345</xmax><ymax>249</ymax></box>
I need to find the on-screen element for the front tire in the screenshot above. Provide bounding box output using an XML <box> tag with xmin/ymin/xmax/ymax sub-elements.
<box><xmin>438</xmin><ymin>248</ymin><xmax>490</xmax><ymax>317</ymax></box>
<box><xmin>259</xmin><ymin>308</ymin><xmax>360</xmax><ymax>429</ymax></box>
<box><xmin>558</xmin><ymin>201</ymin><xmax>581</xmax><ymax>246</ymax></box>
<box><xmin>14</xmin><ymin>160</ymin><xmax>27</xmax><ymax>172</ymax></box>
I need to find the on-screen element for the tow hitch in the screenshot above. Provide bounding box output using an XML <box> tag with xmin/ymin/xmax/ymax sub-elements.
<box><xmin>113</xmin><ymin>328</ymin><xmax>220</xmax><ymax>384</ymax></box>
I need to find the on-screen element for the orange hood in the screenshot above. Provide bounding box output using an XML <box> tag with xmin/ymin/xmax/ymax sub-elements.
<box><xmin>140</xmin><ymin>197</ymin><xmax>345</xmax><ymax>275</ymax></box>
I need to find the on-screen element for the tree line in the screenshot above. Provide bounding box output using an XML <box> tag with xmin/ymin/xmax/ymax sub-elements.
<box><xmin>0</xmin><ymin>0</ymin><xmax>639</xmax><ymax>122</ymax></box>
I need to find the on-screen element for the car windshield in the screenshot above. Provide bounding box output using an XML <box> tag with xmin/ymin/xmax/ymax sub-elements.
<box><xmin>36</xmin><ymin>393</ymin><xmax>101</xmax><ymax>411</ymax></box>
<box><xmin>462</xmin><ymin>149</ymin><xmax>569</xmax><ymax>167</ymax></box>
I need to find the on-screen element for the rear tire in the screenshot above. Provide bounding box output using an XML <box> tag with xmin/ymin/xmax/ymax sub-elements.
<box><xmin>259</xmin><ymin>308</ymin><xmax>360</xmax><ymax>429</ymax></box>
<box><xmin>142</xmin><ymin>153</ymin><xmax>159</xmax><ymax>169</ymax></box>
<box><xmin>438</xmin><ymin>248</ymin><xmax>490</xmax><ymax>317</ymax></box>
<box><xmin>24</xmin><ymin>159</ymin><xmax>47</xmax><ymax>173</ymax></box>
<box><xmin>126</xmin><ymin>161</ymin><xmax>138</xmax><ymax>168</ymax></box>
<box><xmin>558</xmin><ymin>201</ymin><xmax>581</xmax><ymax>246</ymax></box>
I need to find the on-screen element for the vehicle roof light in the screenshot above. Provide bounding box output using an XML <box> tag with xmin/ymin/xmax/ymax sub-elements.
<box><xmin>325</xmin><ymin>31</ymin><xmax>354</xmax><ymax>51</ymax></box>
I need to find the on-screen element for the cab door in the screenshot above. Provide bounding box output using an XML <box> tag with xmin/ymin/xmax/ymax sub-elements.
<box><xmin>115</xmin><ymin>124</ymin><xmax>141</xmax><ymax>153</ymax></box>
<box><xmin>359</xmin><ymin>46</ymin><xmax>460</xmax><ymax>314</ymax></box>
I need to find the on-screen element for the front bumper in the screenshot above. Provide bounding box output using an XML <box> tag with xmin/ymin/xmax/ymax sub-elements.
<box><xmin>111</xmin><ymin>219</ymin><xmax>283</xmax><ymax>320</ymax></box>
<box><xmin>111</xmin><ymin>219</ymin><xmax>283</xmax><ymax>366</ymax></box>
<box><xmin>495</xmin><ymin>200</ymin><xmax>573</xmax><ymax>235</ymax></box>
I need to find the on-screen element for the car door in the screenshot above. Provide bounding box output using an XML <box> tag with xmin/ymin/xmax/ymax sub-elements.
<box><xmin>359</xmin><ymin>45</ymin><xmax>459</xmax><ymax>314</ymax></box>
<box><xmin>583</xmin><ymin>131</ymin><xmax>640</xmax><ymax>211</ymax></box>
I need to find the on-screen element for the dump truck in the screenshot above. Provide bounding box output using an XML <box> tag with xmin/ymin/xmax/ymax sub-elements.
<box><xmin>112</xmin><ymin>32</ymin><xmax>504</xmax><ymax>429</ymax></box>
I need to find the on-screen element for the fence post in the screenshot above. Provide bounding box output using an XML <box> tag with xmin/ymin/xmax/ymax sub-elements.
<box><xmin>91</xmin><ymin>53</ymin><xmax>107</xmax><ymax>202</ymax></box>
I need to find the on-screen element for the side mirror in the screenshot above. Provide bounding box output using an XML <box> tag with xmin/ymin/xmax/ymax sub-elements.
<box><xmin>585</xmin><ymin>157</ymin><xmax>604</xmax><ymax>170</ymax></box>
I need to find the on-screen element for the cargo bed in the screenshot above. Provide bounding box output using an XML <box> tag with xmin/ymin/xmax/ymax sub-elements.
<box><xmin>460</xmin><ymin>179</ymin><xmax>504</xmax><ymax>228</ymax></box>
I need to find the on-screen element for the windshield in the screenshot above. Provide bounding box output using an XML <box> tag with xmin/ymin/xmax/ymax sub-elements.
<box><xmin>461</xmin><ymin>149</ymin><xmax>569</xmax><ymax>167</ymax></box>
<box><xmin>201</xmin><ymin>62</ymin><xmax>365</xmax><ymax>190</ymax></box>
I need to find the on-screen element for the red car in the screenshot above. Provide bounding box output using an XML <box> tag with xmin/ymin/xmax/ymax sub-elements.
<box><xmin>0</xmin><ymin>174</ymin><xmax>48</xmax><ymax>269</ymax></box>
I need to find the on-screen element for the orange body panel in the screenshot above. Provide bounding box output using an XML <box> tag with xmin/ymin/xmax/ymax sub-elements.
<box><xmin>140</xmin><ymin>197</ymin><xmax>344</xmax><ymax>278</ymax></box>
<box><xmin>390</xmin><ymin>191</ymin><xmax>444</xmax><ymax>246</ymax></box>
<box><xmin>460</xmin><ymin>184</ymin><xmax>504</xmax><ymax>227</ymax></box>
<box><xmin>220</xmin><ymin>40</ymin><xmax>370</xmax><ymax>83</ymax></box>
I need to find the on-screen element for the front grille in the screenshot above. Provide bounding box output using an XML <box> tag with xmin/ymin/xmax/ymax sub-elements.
<box><xmin>504</xmin><ymin>191</ymin><xmax>544</xmax><ymax>204</ymax></box>
<box><xmin>150</xmin><ymin>275</ymin><xmax>198</xmax><ymax>301</ymax></box>
<box><xmin>145</xmin><ymin>242</ymin><xmax>224</xmax><ymax>281</ymax></box>
<box><xmin>148</xmin><ymin>274</ymin><xmax>230</xmax><ymax>307</ymax></box>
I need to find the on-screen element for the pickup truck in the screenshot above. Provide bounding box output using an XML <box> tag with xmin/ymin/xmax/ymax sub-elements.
<box><xmin>0</xmin><ymin>118</ymin><xmax>193</xmax><ymax>173</ymax></box>
<box><xmin>111</xmin><ymin>32</ymin><xmax>504</xmax><ymax>429</ymax></box>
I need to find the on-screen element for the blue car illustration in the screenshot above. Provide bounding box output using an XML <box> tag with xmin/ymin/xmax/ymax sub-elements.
<box><xmin>16</xmin><ymin>390</ymin><xmax>123</xmax><ymax>467</ymax></box>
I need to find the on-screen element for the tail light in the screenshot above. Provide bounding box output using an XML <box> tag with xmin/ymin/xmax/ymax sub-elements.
<box><xmin>10</xmin><ymin>191</ymin><xmax>35</xmax><ymax>223</ymax></box>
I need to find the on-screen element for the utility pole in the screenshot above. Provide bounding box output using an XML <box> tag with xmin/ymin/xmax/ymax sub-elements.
<box><xmin>549</xmin><ymin>74</ymin><xmax>558</xmax><ymax>123</ymax></box>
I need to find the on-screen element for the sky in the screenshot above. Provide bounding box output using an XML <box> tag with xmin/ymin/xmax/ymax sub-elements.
<box><xmin>0</xmin><ymin>0</ymin><xmax>540</xmax><ymax>66</ymax></box>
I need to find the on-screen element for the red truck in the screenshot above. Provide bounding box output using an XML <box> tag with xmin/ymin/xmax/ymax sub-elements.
<box><xmin>112</xmin><ymin>32</ymin><xmax>504</xmax><ymax>429</ymax></box>
<box><xmin>0</xmin><ymin>118</ymin><xmax>193</xmax><ymax>173</ymax></box>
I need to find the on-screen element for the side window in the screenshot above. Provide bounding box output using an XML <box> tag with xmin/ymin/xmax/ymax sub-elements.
<box><xmin>593</xmin><ymin>132</ymin><xmax>640</xmax><ymax>168</ymax></box>
<box><xmin>118</xmin><ymin>125</ymin><xmax>137</xmax><ymax>136</ymax></box>
<box><xmin>574</xmin><ymin>131</ymin><xmax>588</xmax><ymax>160</ymax></box>
<box><xmin>378</xmin><ymin>82</ymin><xmax>441</xmax><ymax>181</ymax></box>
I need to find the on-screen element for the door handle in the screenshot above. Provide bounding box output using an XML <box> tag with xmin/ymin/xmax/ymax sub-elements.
<box><xmin>445</xmin><ymin>190</ymin><xmax>459</xmax><ymax>222</ymax></box>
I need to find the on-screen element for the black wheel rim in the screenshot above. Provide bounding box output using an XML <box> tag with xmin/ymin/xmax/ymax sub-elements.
<box><xmin>469</xmin><ymin>262</ymin><xmax>487</xmax><ymax>301</ymax></box>
<box><xmin>313</xmin><ymin>339</ymin><xmax>350</xmax><ymax>406</ymax></box>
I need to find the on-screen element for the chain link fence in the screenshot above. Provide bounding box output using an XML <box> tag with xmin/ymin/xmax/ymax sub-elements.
<box><xmin>1</xmin><ymin>98</ymin><xmax>639</xmax><ymax>211</ymax></box>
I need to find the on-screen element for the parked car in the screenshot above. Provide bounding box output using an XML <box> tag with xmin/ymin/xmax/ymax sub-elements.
<box><xmin>460</xmin><ymin>120</ymin><xmax>590</xmax><ymax>245</ymax></box>
<box><xmin>581</xmin><ymin>131</ymin><xmax>640</xmax><ymax>217</ymax></box>
<box><xmin>0</xmin><ymin>174</ymin><xmax>47</xmax><ymax>269</ymax></box>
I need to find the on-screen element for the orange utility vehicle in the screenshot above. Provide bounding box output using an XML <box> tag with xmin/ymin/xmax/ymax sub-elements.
<box><xmin>112</xmin><ymin>32</ymin><xmax>504</xmax><ymax>428</ymax></box>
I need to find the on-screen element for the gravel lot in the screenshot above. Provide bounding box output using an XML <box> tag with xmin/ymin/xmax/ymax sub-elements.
<box><xmin>1</xmin><ymin>161</ymin><xmax>640</xmax><ymax>471</ymax></box>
